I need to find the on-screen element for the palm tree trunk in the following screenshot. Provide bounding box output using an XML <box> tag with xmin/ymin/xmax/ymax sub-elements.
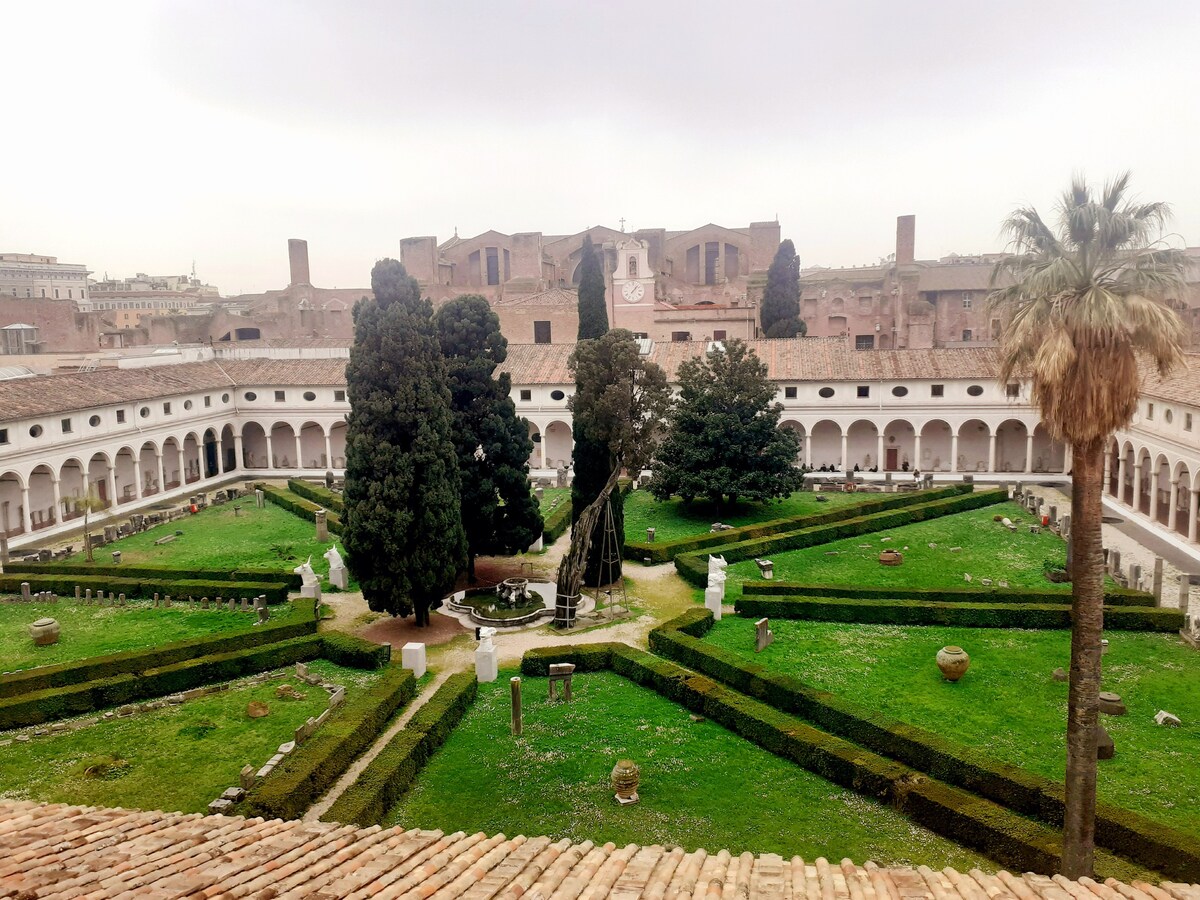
<box><xmin>1061</xmin><ymin>439</ymin><xmax>1104</xmax><ymax>878</ymax></box>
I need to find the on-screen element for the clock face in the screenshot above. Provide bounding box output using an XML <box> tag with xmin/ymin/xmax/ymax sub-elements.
<box><xmin>622</xmin><ymin>281</ymin><xmax>645</xmax><ymax>303</ymax></box>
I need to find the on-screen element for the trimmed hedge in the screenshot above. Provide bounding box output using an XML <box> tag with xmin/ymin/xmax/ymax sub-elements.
<box><xmin>0</xmin><ymin>635</ymin><xmax>325</xmax><ymax>730</ymax></box>
<box><xmin>648</xmin><ymin>610</ymin><xmax>1199</xmax><ymax>882</ymax></box>
<box><xmin>287</xmin><ymin>478</ymin><xmax>345</xmax><ymax>514</ymax></box>
<box><xmin>732</xmin><ymin>596</ymin><xmax>1184</xmax><ymax>632</ymax></box>
<box><xmin>257</xmin><ymin>483</ymin><xmax>343</xmax><ymax>535</ymax></box>
<box><xmin>741</xmin><ymin>581</ymin><xmax>1155</xmax><ymax>607</ymax></box>
<box><xmin>522</xmin><ymin>639</ymin><xmax>1147</xmax><ymax>881</ymax></box>
<box><xmin>0</xmin><ymin>597</ymin><xmax>319</xmax><ymax>700</ymax></box>
<box><xmin>625</xmin><ymin>484</ymin><xmax>975</xmax><ymax>563</ymax></box>
<box><xmin>241</xmin><ymin>665</ymin><xmax>418</xmax><ymax>821</ymax></box>
<box><xmin>322</xmin><ymin>673</ymin><xmax>478</xmax><ymax>825</ymax></box>
<box><xmin>542</xmin><ymin>496</ymin><xmax>572</xmax><ymax>544</ymax></box>
<box><xmin>0</xmin><ymin>573</ymin><xmax>289</xmax><ymax>605</ymax></box>
<box><xmin>3</xmin><ymin>561</ymin><xmax>302</xmax><ymax>590</ymax></box>
<box><xmin>521</xmin><ymin>643</ymin><xmax>618</xmax><ymax>676</ymax></box>
<box><xmin>674</xmin><ymin>489</ymin><xmax>1008</xmax><ymax>586</ymax></box>
<box><xmin>320</xmin><ymin>631</ymin><xmax>392</xmax><ymax>669</ymax></box>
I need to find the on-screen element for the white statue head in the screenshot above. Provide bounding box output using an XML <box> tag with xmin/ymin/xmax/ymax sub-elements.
<box><xmin>293</xmin><ymin>557</ymin><xmax>318</xmax><ymax>587</ymax></box>
<box><xmin>478</xmin><ymin>626</ymin><xmax>497</xmax><ymax>652</ymax></box>
<box><xmin>708</xmin><ymin>554</ymin><xmax>727</xmax><ymax>575</ymax></box>
<box><xmin>322</xmin><ymin>545</ymin><xmax>344</xmax><ymax>571</ymax></box>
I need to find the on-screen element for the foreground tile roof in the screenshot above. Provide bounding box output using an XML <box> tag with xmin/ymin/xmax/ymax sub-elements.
<box><xmin>1140</xmin><ymin>354</ymin><xmax>1200</xmax><ymax>406</ymax></box>
<box><xmin>1</xmin><ymin>801</ymin><xmax>1197</xmax><ymax>900</ymax></box>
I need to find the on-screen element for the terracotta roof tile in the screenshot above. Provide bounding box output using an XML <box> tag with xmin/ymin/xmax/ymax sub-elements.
<box><xmin>493</xmin><ymin>286</ymin><xmax>579</xmax><ymax>307</ymax></box>
<box><xmin>0</xmin><ymin>801</ymin><xmax>1196</xmax><ymax>900</ymax></box>
<box><xmin>1140</xmin><ymin>355</ymin><xmax>1200</xmax><ymax>407</ymax></box>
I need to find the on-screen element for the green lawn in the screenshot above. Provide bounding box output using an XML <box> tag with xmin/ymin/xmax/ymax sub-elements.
<box><xmin>0</xmin><ymin>599</ymin><xmax>306</xmax><ymax>674</ymax></box>
<box><xmin>0</xmin><ymin>659</ymin><xmax>379</xmax><ymax>814</ymax></box>
<box><xmin>705</xmin><ymin>620</ymin><xmax>1200</xmax><ymax>835</ymax></box>
<box><xmin>537</xmin><ymin>487</ymin><xmax>570</xmax><ymax>510</ymax></box>
<box><xmin>51</xmin><ymin>501</ymin><xmax>352</xmax><ymax>587</ymax></box>
<box><xmin>623</xmin><ymin>488</ymin><xmax>874</xmax><ymax>543</ymax></box>
<box><xmin>727</xmin><ymin>501</ymin><xmax>1067</xmax><ymax>590</ymax></box>
<box><xmin>383</xmin><ymin>670</ymin><xmax>991</xmax><ymax>869</ymax></box>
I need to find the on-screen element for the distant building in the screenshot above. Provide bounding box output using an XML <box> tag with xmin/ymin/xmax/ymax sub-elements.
<box><xmin>0</xmin><ymin>253</ymin><xmax>91</xmax><ymax>304</ymax></box>
<box><xmin>88</xmin><ymin>272</ymin><xmax>220</xmax><ymax>297</ymax></box>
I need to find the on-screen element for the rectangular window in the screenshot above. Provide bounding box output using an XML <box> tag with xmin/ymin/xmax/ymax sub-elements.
<box><xmin>1186</xmin><ymin>413</ymin><xmax>1193</xmax><ymax>431</ymax></box>
<box><xmin>334</xmin><ymin>389</ymin><xmax>346</xmax><ymax>403</ymax></box>
<box><xmin>931</xmin><ymin>384</ymin><xmax>945</xmax><ymax>397</ymax></box>
<box><xmin>204</xmin><ymin>395</ymin><xmax>212</xmax><ymax>407</ymax></box>
<box><xmin>671</xmin><ymin>331</ymin><xmax>690</xmax><ymax>342</ymax></box>
<box><xmin>1147</xmin><ymin>403</ymin><xmax>1154</xmax><ymax>420</ymax></box>
<box><xmin>0</xmin><ymin>428</ymin><xmax>7</xmax><ymax>444</ymax></box>
<box><xmin>962</xmin><ymin>292</ymin><xmax>973</xmax><ymax>309</ymax></box>
<box><xmin>485</xmin><ymin>247</ymin><xmax>500</xmax><ymax>286</ymax></box>
<box><xmin>962</xmin><ymin>329</ymin><xmax>973</xmax><ymax>341</ymax></box>
<box><xmin>854</xmin><ymin>334</ymin><xmax>875</xmax><ymax>350</ymax></box>
<box><xmin>54</xmin><ymin>289</ymin><xmax>59</xmax><ymax>299</ymax></box>
<box><xmin>519</xmin><ymin>389</ymin><xmax>532</xmax><ymax>401</ymax></box>
<box><xmin>116</xmin><ymin>410</ymin><xmax>126</xmax><ymax>423</ymax></box>
<box><xmin>274</xmin><ymin>390</ymin><xmax>285</xmax><ymax>402</ymax></box>
<box><xmin>856</xmin><ymin>385</ymin><xmax>870</xmax><ymax>398</ymax></box>
<box><xmin>68</xmin><ymin>289</ymin><xmax>72</xmax><ymax>299</ymax></box>
<box><xmin>1006</xmin><ymin>383</ymin><xmax>1020</xmax><ymax>398</ymax></box>
<box><xmin>163</xmin><ymin>402</ymin><xmax>172</xmax><ymax>414</ymax></box>
<box><xmin>61</xmin><ymin>418</ymin><xmax>72</xmax><ymax>433</ymax></box>
<box><xmin>784</xmin><ymin>386</ymin><xmax>797</xmax><ymax>399</ymax></box>
<box><xmin>713</xmin><ymin>330</ymin><xmax>727</xmax><ymax>340</ymax></box>
<box><xmin>533</xmin><ymin>320</ymin><xmax>552</xmax><ymax>344</ymax></box>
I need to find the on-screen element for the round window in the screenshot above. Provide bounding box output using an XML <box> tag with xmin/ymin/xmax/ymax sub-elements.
<box><xmin>222</xmin><ymin>393</ymin><xmax>230</xmax><ymax>403</ymax></box>
<box><xmin>89</xmin><ymin>415</ymin><xmax>101</xmax><ymax>427</ymax></box>
<box><xmin>303</xmin><ymin>391</ymin><xmax>317</xmax><ymax>401</ymax></box>
<box><xmin>818</xmin><ymin>387</ymin><xmax>835</xmax><ymax>399</ymax></box>
<box><xmin>891</xmin><ymin>386</ymin><xmax>908</xmax><ymax>397</ymax></box>
<box><xmin>244</xmin><ymin>392</ymin><xmax>257</xmax><ymax>402</ymax></box>
<box><xmin>139</xmin><ymin>406</ymin><xmax>150</xmax><ymax>418</ymax></box>
<box><xmin>183</xmin><ymin>400</ymin><xmax>193</xmax><ymax>410</ymax></box>
<box><xmin>550</xmin><ymin>390</ymin><xmax>565</xmax><ymax>401</ymax></box>
<box><xmin>967</xmin><ymin>385</ymin><xmax>984</xmax><ymax>397</ymax></box>
<box><xmin>1165</xmin><ymin>409</ymin><xmax>1174</xmax><ymax>424</ymax></box>
<box><xmin>29</xmin><ymin>424</ymin><xmax>43</xmax><ymax>438</ymax></box>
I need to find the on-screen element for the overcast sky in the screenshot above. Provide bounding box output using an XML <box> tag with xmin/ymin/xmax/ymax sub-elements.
<box><xmin>6</xmin><ymin>1</ymin><xmax>1200</xmax><ymax>294</ymax></box>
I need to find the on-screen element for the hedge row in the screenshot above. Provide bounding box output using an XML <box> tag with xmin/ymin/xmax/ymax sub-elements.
<box><xmin>674</xmin><ymin>488</ymin><xmax>1008</xmax><ymax>586</ymax></box>
<box><xmin>3</xmin><ymin>561</ymin><xmax>303</xmax><ymax>590</ymax></box>
<box><xmin>257</xmin><ymin>483</ymin><xmax>343</xmax><ymax>535</ymax></box>
<box><xmin>732</xmin><ymin>596</ymin><xmax>1184</xmax><ymax>632</ymax></box>
<box><xmin>287</xmin><ymin>478</ymin><xmax>345</xmax><ymax>514</ymax></box>
<box><xmin>320</xmin><ymin>631</ymin><xmax>392</xmax><ymax>669</ymax></box>
<box><xmin>741</xmin><ymin>581</ymin><xmax>1155</xmax><ymax>607</ymax></box>
<box><xmin>542</xmin><ymin>496</ymin><xmax>572</xmax><ymax>544</ymax></box>
<box><xmin>625</xmin><ymin>484</ymin><xmax>974</xmax><ymax>563</ymax></box>
<box><xmin>240</xmin><ymin>665</ymin><xmax>418</xmax><ymax>821</ymax></box>
<box><xmin>0</xmin><ymin>597</ymin><xmax>319</xmax><ymax>700</ymax></box>
<box><xmin>0</xmin><ymin>635</ymin><xmax>326</xmax><ymax>730</ymax></box>
<box><xmin>648</xmin><ymin>610</ymin><xmax>1198</xmax><ymax>882</ymax></box>
<box><xmin>521</xmin><ymin>639</ymin><xmax>1146</xmax><ymax>881</ymax></box>
<box><xmin>0</xmin><ymin>573</ymin><xmax>290</xmax><ymax>606</ymax></box>
<box><xmin>323</xmin><ymin>673</ymin><xmax>478</xmax><ymax>826</ymax></box>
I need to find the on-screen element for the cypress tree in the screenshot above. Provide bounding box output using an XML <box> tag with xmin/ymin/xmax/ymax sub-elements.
<box><xmin>434</xmin><ymin>295</ymin><xmax>543</xmax><ymax>580</ymax></box>
<box><xmin>576</xmin><ymin>233</ymin><xmax>608</xmax><ymax>339</ymax></box>
<box><xmin>760</xmin><ymin>239</ymin><xmax>806</xmax><ymax>338</ymax></box>
<box><xmin>342</xmin><ymin>259</ymin><xmax>466</xmax><ymax>626</ymax></box>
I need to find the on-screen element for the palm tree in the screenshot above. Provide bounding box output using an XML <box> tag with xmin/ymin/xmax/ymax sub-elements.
<box><xmin>989</xmin><ymin>174</ymin><xmax>1189</xmax><ymax>878</ymax></box>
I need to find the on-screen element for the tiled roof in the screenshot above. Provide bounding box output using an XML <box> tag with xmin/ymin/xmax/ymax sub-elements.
<box><xmin>217</xmin><ymin>358</ymin><xmax>348</xmax><ymax>386</ymax></box>
<box><xmin>914</xmin><ymin>264</ymin><xmax>1000</xmax><ymax>292</ymax></box>
<box><xmin>1141</xmin><ymin>355</ymin><xmax>1200</xmax><ymax>407</ymax></box>
<box><xmin>3</xmin><ymin>802</ymin><xmax>1196</xmax><ymax>900</ymax></box>
<box><xmin>497</xmin><ymin>342</ymin><xmax>576</xmax><ymax>384</ymax></box>
<box><xmin>493</xmin><ymin>287</ymin><xmax>579</xmax><ymax>307</ymax></box>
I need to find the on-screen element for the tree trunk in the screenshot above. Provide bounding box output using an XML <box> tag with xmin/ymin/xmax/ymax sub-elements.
<box><xmin>467</xmin><ymin>551</ymin><xmax>476</xmax><ymax>584</ymax></box>
<box><xmin>556</xmin><ymin>467</ymin><xmax>622</xmax><ymax>605</ymax></box>
<box><xmin>1061</xmin><ymin>439</ymin><xmax>1104</xmax><ymax>878</ymax></box>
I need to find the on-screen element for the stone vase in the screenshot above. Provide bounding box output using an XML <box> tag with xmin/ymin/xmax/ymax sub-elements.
<box><xmin>936</xmin><ymin>646</ymin><xmax>970</xmax><ymax>682</ymax></box>
<box><xmin>878</xmin><ymin>550</ymin><xmax>904</xmax><ymax>566</ymax></box>
<box><xmin>611</xmin><ymin>759</ymin><xmax>640</xmax><ymax>803</ymax></box>
<box><xmin>28</xmin><ymin>617</ymin><xmax>60</xmax><ymax>646</ymax></box>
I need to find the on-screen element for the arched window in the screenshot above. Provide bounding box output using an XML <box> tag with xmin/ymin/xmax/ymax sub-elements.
<box><xmin>628</xmin><ymin>256</ymin><xmax>638</xmax><ymax>279</ymax></box>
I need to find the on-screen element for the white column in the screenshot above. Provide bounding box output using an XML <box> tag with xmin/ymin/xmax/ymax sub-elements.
<box><xmin>132</xmin><ymin>458</ymin><xmax>143</xmax><ymax>499</ymax></box>
<box><xmin>106</xmin><ymin>466</ymin><xmax>117</xmax><ymax>508</ymax></box>
<box><xmin>1103</xmin><ymin>451</ymin><xmax>1112</xmax><ymax>492</ymax></box>
<box><xmin>804</xmin><ymin>431</ymin><xmax>812</xmax><ymax>468</ymax></box>
<box><xmin>266</xmin><ymin>434</ymin><xmax>275</xmax><ymax>470</ymax></box>
<box><xmin>913</xmin><ymin>434</ymin><xmax>921</xmax><ymax>471</ymax></box>
<box><xmin>51</xmin><ymin>478</ymin><xmax>61</xmax><ymax>524</ymax></box>
<box><xmin>1150</xmin><ymin>473</ymin><xmax>1160</xmax><ymax>522</ymax></box>
<box><xmin>20</xmin><ymin>486</ymin><xmax>31</xmax><ymax>533</ymax></box>
<box><xmin>1168</xmin><ymin>479</ymin><xmax>1179</xmax><ymax>531</ymax></box>
<box><xmin>1190</xmin><ymin>488</ymin><xmax>1199</xmax><ymax>543</ymax></box>
<box><xmin>234</xmin><ymin>433</ymin><xmax>245</xmax><ymax>470</ymax></box>
<box><xmin>987</xmin><ymin>433</ymin><xmax>997</xmax><ymax>473</ymax></box>
<box><xmin>840</xmin><ymin>433</ymin><xmax>848</xmax><ymax>472</ymax></box>
<box><xmin>1132</xmin><ymin>462</ymin><xmax>1143</xmax><ymax>512</ymax></box>
<box><xmin>876</xmin><ymin>432</ymin><xmax>884</xmax><ymax>471</ymax></box>
<box><xmin>294</xmin><ymin>433</ymin><xmax>303</xmax><ymax>469</ymax></box>
<box><xmin>1117</xmin><ymin>453</ymin><xmax>1127</xmax><ymax>504</ymax></box>
<box><xmin>950</xmin><ymin>433</ymin><xmax>959</xmax><ymax>472</ymax></box>
<box><xmin>176</xmin><ymin>445</ymin><xmax>185</xmax><ymax>487</ymax></box>
<box><xmin>324</xmin><ymin>431</ymin><xmax>333</xmax><ymax>469</ymax></box>
<box><xmin>155</xmin><ymin>451</ymin><xmax>164</xmax><ymax>492</ymax></box>
<box><xmin>1025</xmin><ymin>433</ymin><xmax>1034</xmax><ymax>473</ymax></box>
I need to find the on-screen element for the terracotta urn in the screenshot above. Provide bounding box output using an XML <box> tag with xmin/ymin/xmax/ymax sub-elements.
<box><xmin>611</xmin><ymin>759</ymin><xmax>640</xmax><ymax>803</ymax></box>
<box><xmin>878</xmin><ymin>550</ymin><xmax>904</xmax><ymax>566</ymax></box>
<box><xmin>28</xmin><ymin>617</ymin><xmax>60</xmax><ymax>646</ymax></box>
<box><xmin>936</xmin><ymin>646</ymin><xmax>970</xmax><ymax>682</ymax></box>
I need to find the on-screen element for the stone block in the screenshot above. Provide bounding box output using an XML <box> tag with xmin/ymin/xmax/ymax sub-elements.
<box><xmin>328</xmin><ymin>566</ymin><xmax>349</xmax><ymax>590</ymax></box>
<box><xmin>475</xmin><ymin>646</ymin><xmax>498</xmax><ymax>683</ymax></box>
<box><xmin>240</xmin><ymin>765</ymin><xmax>256</xmax><ymax>790</ymax></box>
<box><xmin>221</xmin><ymin>787</ymin><xmax>246</xmax><ymax>802</ymax></box>
<box><xmin>703</xmin><ymin>585</ymin><xmax>723</xmax><ymax>621</ymax></box>
<box><xmin>208</xmin><ymin>798</ymin><xmax>234</xmax><ymax>814</ymax></box>
<box><xmin>401</xmin><ymin>642</ymin><xmax>427</xmax><ymax>678</ymax></box>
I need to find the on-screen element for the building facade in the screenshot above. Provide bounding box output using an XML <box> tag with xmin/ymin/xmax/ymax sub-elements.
<box><xmin>0</xmin><ymin>253</ymin><xmax>91</xmax><ymax>304</ymax></box>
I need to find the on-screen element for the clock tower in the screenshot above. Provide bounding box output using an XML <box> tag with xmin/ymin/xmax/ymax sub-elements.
<box><xmin>611</xmin><ymin>237</ymin><xmax>654</xmax><ymax>334</ymax></box>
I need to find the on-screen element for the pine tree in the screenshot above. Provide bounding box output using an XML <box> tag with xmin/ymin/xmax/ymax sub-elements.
<box><xmin>342</xmin><ymin>259</ymin><xmax>466</xmax><ymax>626</ymax></box>
<box><xmin>760</xmin><ymin>239</ymin><xmax>806</xmax><ymax>338</ymax></box>
<box><xmin>434</xmin><ymin>294</ymin><xmax>543</xmax><ymax>580</ymax></box>
<box><xmin>650</xmin><ymin>339</ymin><xmax>804</xmax><ymax>511</ymax></box>
<box><xmin>576</xmin><ymin>233</ymin><xmax>608</xmax><ymax>339</ymax></box>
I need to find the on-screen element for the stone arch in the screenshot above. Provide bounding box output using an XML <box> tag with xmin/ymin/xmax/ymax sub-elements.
<box><xmin>1107</xmin><ymin>438</ymin><xmax>1121</xmax><ymax>496</ymax></box>
<box><xmin>114</xmin><ymin>446</ymin><xmax>138</xmax><ymax>504</ymax></box>
<box><xmin>1119</xmin><ymin>441</ymin><xmax>1136</xmax><ymax>505</ymax></box>
<box><xmin>918</xmin><ymin>419</ymin><xmax>953</xmax><ymax>473</ymax></box>
<box><xmin>845</xmin><ymin>420</ymin><xmax>879</xmax><ymax>472</ymax></box>
<box><xmin>28</xmin><ymin>465</ymin><xmax>55</xmax><ymax>530</ymax></box>
<box><xmin>59</xmin><ymin>458</ymin><xmax>86</xmax><ymax>521</ymax></box>
<box><xmin>780</xmin><ymin>420</ymin><xmax>806</xmax><ymax>464</ymax></box>
<box><xmin>1135</xmin><ymin>446</ymin><xmax>1153</xmax><ymax>515</ymax></box>
<box><xmin>240</xmin><ymin>422</ymin><xmax>268</xmax><ymax>469</ymax></box>
<box><xmin>526</xmin><ymin>420</ymin><xmax>543</xmax><ymax>470</ymax></box>
<box><xmin>329</xmin><ymin>420</ymin><xmax>347</xmax><ymax>469</ymax></box>
<box><xmin>220</xmin><ymin>424</ymin><xmax>237</xmax><ymax>473</ymax></box>
<box><xmin>994</xmin><ymin>418</ymin><xmax>1029</xmax><ymax>473</ymax></box>
<box><xmin>183</xmin><ymin>432</ymin><xmax>202</xmax><ymax>484</ymax></box>
<box><xmin>808</xmin><ymin>420</ymin><xmax>842</xmax><ymax>470</ymax></box>
<box><xmin>161</xmin><ymin>437</ymin><xmax>183</xmax><ymax>488</ymax></box>
<box><xmin>956</xmin><ymin>419</ymin><xmax>991</xmax><ymax>473</ymax></box>
<box><xmin>1175</xmin><ymin>462</ymin><xmax>1196</xmax><ymax>538</ymax></box>
<box><xmin>299</xmin><ymin>422</ymin><xmax>326</xmax><ymax>469</ymax></box>
<box><xmin>544</xmin><ymin>420</ymin><xmax>573</xmax><ymax>470</ymax></box>
<box><xmin>201</xmin><ymin>428</ymin><xmax>220</xmax><ymax>479</ymax></box>
<box><xmin>1030</xmin><ymin>422</ymin><xmax>1065</xmax><ymax>473</ymax></box>
<box><xmin>882</xmin><ymin>419</ymin><xmax>915</xmax><ymax>472</ymax></box>
<box><xmin>0</xmin><ymin>470</ymin><xmax>24</xmax><ymax>536</ymax></box>
<box><xmin>269</xmin><ymin>422</ymin><xmax>299</xmax><ymax>469</ymax></box>
<box><xmin>138</xmin><ymin>441</ymin><xmax>160</xmax><ymax>495</ymax></box>
<box><xmin>1152</xmin><ymin>452</ymin><xmax>1172</xmax><ymax>525</ymax></box>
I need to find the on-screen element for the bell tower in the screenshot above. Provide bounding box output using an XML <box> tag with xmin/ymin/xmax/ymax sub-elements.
<box><xmin>611</xmin><ymin>238</ymin><xmax>654</xmax><ymax>333</ymax></box>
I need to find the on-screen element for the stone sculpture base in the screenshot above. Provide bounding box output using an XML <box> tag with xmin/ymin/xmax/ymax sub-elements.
<box><xmin>328</xmin><ymin>566</ymin><xmax>349</xmax><ymax>590</ymax></box>
<box><xmin>402</xmin><ymin>642</ymin><xmax>427</xmax><ymax>678</ymax></box>
<box><xmin>704</xmin><ymin>586</ymin><xmax>723</xmax><ymax>621</ymax></box>
<box><xmin>301</xmin><ymin>583</ymin><xmax>322</xmax><ymax>600</ymax></box>
<box><xmin>475</xmin><ymin>647</ymin><xmax>498</xmax><ymax>683</ymax></box>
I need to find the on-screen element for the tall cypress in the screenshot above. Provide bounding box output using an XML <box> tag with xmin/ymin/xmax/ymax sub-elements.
<box><xmin>760</xmin><ymin>239</ymin><xmax>805</xmax><ymax>338</ymax></box>
<box><xmin>576</xmin><ymin>233</ymin><xmax>608</xmax><ymax>339</ymax></box>
<box><xmin>342</xmin><ymin>259</ymin><xmax>466</xmax><ymax>626</ymax></box>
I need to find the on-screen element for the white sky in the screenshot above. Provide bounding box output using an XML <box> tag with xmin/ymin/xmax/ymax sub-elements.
<box><xmin>5</xmin><ymin>0</ymin><xmax>1200</xmax><ymax>294</ymax></box>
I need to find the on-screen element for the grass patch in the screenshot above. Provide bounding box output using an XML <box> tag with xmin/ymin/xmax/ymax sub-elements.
<box><xmin>383</xmin><ymin>670</ymin><xmax>990</xmax><ymax>869</ymax></box>
<box><xmin>0</xmin><ymin>599</ymin><xmax>307</xmax><ymax>674</ymax></box>
<box><xmin>48</xmin><ymin>500</ymin><xmax>354</xmax><ymax>588</ymax></box>
<box><xmin>623</xmin><ymin>489</ymin><xmax>872</xmax><ymax>543</ymax></box>
<box><xmin>0</xmin><ymin>659</ymin><xmax>379</xmax><ymax>814</ymax></box>
<box><xmin>726</xmin><ymin>501</ymin><xmax>1068</xmax><ymax>590</ymax></box>
<box><xmin>537</xmin><ymin>488</ymin><xmax>570</xmax><ymax>510</ymax></box>
<box><xmin>704</xmin><ymin>619</ymin><xmax>1200</xmax><ymax>836</ymax></box>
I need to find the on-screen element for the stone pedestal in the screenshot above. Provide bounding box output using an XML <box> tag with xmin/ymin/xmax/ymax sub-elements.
<box><xmin>527</xmin><ymin>535</ymin><xmax>544</xmax><ymax>552</ymax></box>
<box><xmin>475</xmin><ymin>646</ymin><xmax>498</xmax><ymax>683</ymax></box>
<box><xmin>704</xmin><ymin>585</ymin><xmax>723</xmax><ymax>621</ymax></box>
<box><xmin>1152</xmin><ymin>557</ymin><xmax>1164</xmax><ymax>605</ymax></box>
<box><xmin>255</xmin><ymin>489</ymin><xmax>265</xmax><ymax>508</ymax></box>
<box><xmin>402</xmin><ymin>641</ymin><xmax>427</xmax><ymax>678</ymax></box>
<box><xmin>301</xmin><ymin>582</ymin><xmax>322</xmax><ymax>601</ymax></box>
<box><xmin>328</xmin><ymin>566</ymin><xmax>349</xmax><ymax>590</ymax></box>
<box><xmin>315</xmin><ymin>509</ymin><xmax>329</xmax><ymax>542</ymax></box>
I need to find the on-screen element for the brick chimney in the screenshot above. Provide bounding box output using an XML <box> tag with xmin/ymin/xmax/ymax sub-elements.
<box><xmin>895</xmin><ymin>215</ymin><xmax>916</xmax><ymax>266</ymax></box>
<box><xmin>288</xmin><ymin>239</ymin><xmax>311</xmax><ymax>286</ymax></box>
